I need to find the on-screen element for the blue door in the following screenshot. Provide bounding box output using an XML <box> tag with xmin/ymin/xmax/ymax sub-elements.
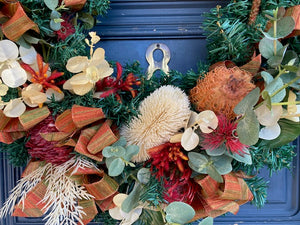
<box><xmin>1</xmin><ymin>1</ymin><xmax>300</xmax><ymax>224</ymax></box>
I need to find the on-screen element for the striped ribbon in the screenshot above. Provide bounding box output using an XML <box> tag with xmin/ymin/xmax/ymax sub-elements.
<box><xmin>0</xmin><ymin>1</ymin><xmax>39</xmax><ymax>41</ymax></box>
<box><xmin>193</xmin><ymin>173</ymin><xmax>253</xmax><ymax>220</ymax></box>
<box><xmin>0</xmin><ymin>107</ymin><xmax>50</xmax><ymax>144</ymax></box>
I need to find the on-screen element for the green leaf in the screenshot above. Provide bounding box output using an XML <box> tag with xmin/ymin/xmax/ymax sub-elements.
<box><xmin>207</xmin><ymin>165</ymin><xmax>223</xmax><ymax>183</ymax></box>
<box><xmin>259</xmin><ymin>37</ymin><xmax>282</xmax><ymax>59</ymax></box>
<box><xmin>267</xmin><ymin>45</ymin><xmax>288</xmax><ymax>68</ymax></box>
<box><xmin>78</xmin><ymin>12</ymin><xmax>95</xmax><ymax>30</ymax></box>
<box><xmin>123</xmin><ymin>145</ymin><xmax>140</xmax><ymax>161</ymax></box>
<box><xmin>23</xmin><ymin>34</ymin><xmax>40</xmax><ymax>45</ymax></box>
<box><xmin>205</xmin><ymin>144</ymin><xmax>226</xmax><ymax>156</ymax></box>
<box><xmin>263</xmin><ymin>119</ymin><xmax>300</xmax><ymax>148</ymax></box>
<box><xmin>103</xmin><ymin>146</ymin><xmax>126</xmax><ymax>158</ymax></box>
<box><xmin>188</xmin><ymin>152</ymin><xmax>208</xmax><ymax>173</ymax></box>
<box><xmin>226</xmin><ymin>148</ymin><xmax>252</xmax><ymax>165</ymax></box>
<box><xmin>108</xmin><ymin>158</ymin><xmax>125</xmax><ymax>176</ymax></box>
<box><xmin>50</xmin><ymin>10</ymin><xmax>61</xmax><ymax>19</ymax></box>
<box><xmin>50</xmin><ymin>19</ymin><xmax>61</xmax><ymax>31</ymax></box>
<box><xmin>282</xmin><ymin>50</ymin><xmax>299</xmax><ymax>66</ymax></box>
<box><xmin>112</xmin><ymin>136</ymin><xmax>127</xmax><ymax>147</ymax></box>
<box><xmin>16</xmin><ymin>36</ymin><xmax>31</xmax><ymax>49</ymax></box>
<box><xmin>121</xmin><ymin>183</ymin><xmax>143</xmax><ymax>213</ymax></box>
<box><xmin>211</xmin><ymin>155</ymin><xmax>233</xmax><ymax>175</ymax></box>
<box><xmin>165</xmin><ymin>202</ymin><xmax>195</xmax><ymax>224</ymax></box>
<box><xmin>281</xmin><ymin>72</ymin><xmax>300</xmax><ymax>90</ymax></box>
<box><xmin>44</xmin><ymin>0</ymin><xmax>58</xmax><ymax>10</ymax></box>
<box><xmin>237</xmin><ymin>109</ymin><xmax>260</xmax><ymax>146</ymax></box>
<box><xmin>234</xmin><ymin>87</ymin><xmax>260</xmax><ymax>114</ymax></box>
<box><xmin>137</xmin><ymin>168</ymin><xmax>151</xmax><ymax>184</ymax></box>
<box><xmin>261</xmin><ymin>72</ymin><xmax>286</xmax><ymax>103</ymax></box>
<box><xmin>283</xmin><ymin>65</ymin><xmax>299</xmax><ymax>73</ymax></box>
<box><xmin>268</xmin><ymin>16</ymin><xmax>295</xmax><ymax>39</ymax></box>
<box><xmin>198</xmin><ymin>217</ymin><xmax>214</xmax><ymax>225</ymax></box>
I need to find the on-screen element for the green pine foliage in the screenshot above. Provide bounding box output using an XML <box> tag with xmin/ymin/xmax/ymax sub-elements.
<box><xmin>246</xmin><ymin>176</ymin><xmax>269</xmax><ymax>208</ymax></box>
<box><xmin>84</xmin><ymin>0</ymin><xmax>111</xmax><ymax>16</ymax></box>
<box><xmin>132</xmin><ymin>209</ymin><xmax>164</xmax><ymax>225</ymax></box>
<box><xmin>233</xmin><ymin>143</ymin><xmax>296</xmax><ymax>176</ymax></box>
<box><xmin>92</xmin><ymin>211</ymin><xmax>118</xmax><ymax>224</ymax></box>
<box><xmin>202</xmin><ymin>0</ymin><xmax>299</xmax><ymax>65</ymax></box>
<box><xmin>0</xmin><ymin>137</ymin><xmax>29</xmax><ymax>167</ymax></box>
<box><xmin>140</xmin><ymin>175</ymin><xmax>165</xmax><ymax>207</ymax></box>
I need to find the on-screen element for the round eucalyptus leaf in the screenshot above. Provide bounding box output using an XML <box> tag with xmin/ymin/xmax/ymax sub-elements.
<box><xmin>207</xmin><ymin>165</ymin><xmax>223</xmax><ymax>183</ymax></box>
<box><xmin>237</xmin><ymin>110</ymin><xmax>260</xmax><ymax>146</ymax></box>
<box><xmin>44</xmin><ymin>0</ymin><xmax>58</xmax><ymax>10</ymax></box>
<box><xmin>50</xmin><ymin>19</ymin><xmax>61</xmax><ymax>31</ymax></box>
<box><xmin>205</xmin><ymin>144</ymin><xmax>226</xmax><ymax>156</ymax></box>
<box><xmin>108</xmin><ymin>158</ymin><xmax>125</xmax><ymax>177</ymax></box>
<box><xmin>165</xmin><ymin>202</ymin><xmax>195</xmax><ymax>224</ymax></box>
<box><xmin>137</xmin><ymin>168</ymin><xmax>151</xmax><ymax>184</ymax></box>
<box><xmin>267</xmin><ymin>16</ymin><xmax>295</xmax><ymax>39</ymax></box>
<box><xmin>123</xmin><ymin>145</ymin><xmax>140</xmax><ymax>161</ymax></box>
<box><xmin>227</xmin><ymin>148</ymin><xmax>252</xmax><ymax>165</ymax></box>
<box><xmin>211</xmin><ymin>155</ymin><xmax>233</xmax><ymax>175</ymax></box>
<box><xmin>234</xmin><ymin>87</ymin><xmax>260</xmax><ymax>114</ymax></box>
<box><xmin>103</xmin><ymin>146</ymin><xmax>126</xmax><ymax>158</ymax></box>
<box><xmin>112</xmin><ymin>136</ymin><xmax>127</xmax><ymax>147</ymax></box>
<box><xmin>188</xmin><ymin>152</ymin><xmax>208</xmax><ymax>173</ymax></box>
<box><xmin>199</xmin><ymin>217</ymin><xmax>214</xmax><ymax>225</ymax></box>
<box><xmin>259</xmin><ymin>37</ymin><xmax>282</xmax><ymax>59</ymax></box>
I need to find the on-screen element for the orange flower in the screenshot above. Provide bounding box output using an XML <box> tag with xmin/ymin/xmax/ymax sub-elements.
<box><xmin>189</xmin><ymin>66</ymin><xmax>255</xmax><ymax>120</ymax></box>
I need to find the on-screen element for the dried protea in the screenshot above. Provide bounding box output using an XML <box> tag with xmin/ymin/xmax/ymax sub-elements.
<box><xmin>189</xmin><ymin>66</ymin><xmax>255</xmax><ymax>120</ymax></box>
<box><xmin>26</xmin><ymin>116</ymin><xmax>73</xmax><ymax>165</ymax></box>
<box><xmin>121</xmin><ymin>85</ymin><xmax>191</xmax><ymax>162</ymax></box>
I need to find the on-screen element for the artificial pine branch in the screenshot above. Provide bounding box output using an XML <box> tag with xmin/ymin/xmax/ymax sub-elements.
<box><xmin>246</xmin><ymin>176</ymin><xmax>269</xmax><ymax>208</ymax></box>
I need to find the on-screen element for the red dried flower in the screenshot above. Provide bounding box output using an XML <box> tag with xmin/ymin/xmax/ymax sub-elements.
<box><xmin>26</xmin><ymin>116</ymin><xmax>73</xmax><ymax>165</ymax></box>
<box><xmin>55</xmin><ymin>16</ymin><xmax>76</xmax><ymax>41</ymax></box>
<box><xmin>20</xmin><ymin>54</ymin><xmax>64</xmax><ymax>93</ymax></box>
<box><xmin>201</xmin><ymin>115</ymin><xmax>248</xmax><ymax>154</ymax></box>
<box><xmin>147</xmin><ymin>142</ymin><xmax>198</xmax><ymax>204</ymax></box>
<box><xmin>95</xmin><ymin>62</ymin><xmax>140</xmax><ymax>101</ymax></box>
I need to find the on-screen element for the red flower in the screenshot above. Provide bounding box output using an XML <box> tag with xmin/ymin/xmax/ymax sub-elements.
<box><xmin>147</xmin><ymin>142</ymin><xmax>198</xmax><ymax>204</ymax></box>
<box><xmin>201</xmin><ymin>115</ymin><xmax>248</xmax><ymax>154</ymax></box>
<box><xmin>95</xmin><ymin>62</ymin><xmax>140</xmax><ymax>101</ymax></box>
<box><xmin>20</xmin><ymin>54</ymin><xmax>64</xmax><ymax>93</ymax></box>
<box><xmin>55</xmin><ymin>15</ymin><xmax>76</xmax><ymax>41</ymax></box>
<box><xmin>26</xmin><ymin>116</ymin><xmax>73</xmax><ymax>165</ymax></box>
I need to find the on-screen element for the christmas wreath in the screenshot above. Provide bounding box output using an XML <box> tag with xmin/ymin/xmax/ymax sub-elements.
<box><xmin>0</xmin><ymin>0</ymin><xmax>299</xmax><ymax>224</ymax></box>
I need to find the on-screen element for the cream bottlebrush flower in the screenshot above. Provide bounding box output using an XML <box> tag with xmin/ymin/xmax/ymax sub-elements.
<box><xmin>0</xmin><ymin>40</ymin><xmax>29</xmax><ymax>88</ymax></box>
<box><xmin>64</xmin><ymin>33</ymin><xmax>113</xmax><ymax>96</ymax></box>
<box><xmin>109</xmin><ymin>194</ymin><xmax>143</xmax><ymax>225</ymax></box>
<box><xmin>121</xmin><ymin>85</ymin><xmax>191</xmax><ymax>162</ymax></box>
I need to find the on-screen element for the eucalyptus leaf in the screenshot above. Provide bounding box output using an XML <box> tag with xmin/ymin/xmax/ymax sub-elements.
<box><xmin>108</xmin><ymin>158</ymin><xmax>125</xmax><ymax>177</ymax></box>
<box><xmin>50</xmin><ymin>10</ymin><xmax>61</xmax><ymax>19</ymax></box>
<box><xmin>211</xmin><ymin>155</ymin><xmax>233</xmax><ymax>175</ymax></box>
<box><xmin>123</xmin><ymin>145</ymin><xmax>140</xmax><ymax>161</ymax></box>
<box><xmin>188</xmin><ymin>152</ymin><xmax>208</xmax><ymax>173</ymax></box>
<box><xmin>44</xmin><ymin>0</ymin><xmax>58</xmax><ymax>10</ymax></box>
<box><xmin>261</xmin><ymin>71</ymin><xmax>286</xmax><ymax>103</ymax></box>
<box><xmin>282</xmin><ymin>50</ymin><xmax>299</xmax><ymax>66</ymax></box>
<box><xmin>105</xmin><ymin>156</ymin><xmax>116</xmax><ymax>168</ymax></box>
<box><xmin>267</xmin><ymin>45</ymin><xmax>288</xmax><ymax>68</ymax></box>
<box><xmin>234</xmin><ymin>87</ymin><xmax>260</xmax><ymax>114</ymax></box>
<box><xmin>259</xmin><ymin>37</ymin><xmax>282</xmax><ymax>59</ymax></box>
<box><xmin>137</xmin><ymin>168</ymin><xmax>151</xmax><ymax>184</ymax></box>
<box><xmin>16</xmin><ymin>36</ymin><xmax>31</xmax><ymax>49</ymax></box>
<box><xmin>207</xmin><ymin>165</ymin><xmax>223</xmax><ymax>183</ymax></box>
<box><xmin>281</xmin><ymin>72</ymin><xmax>300</xmax><ymax>90</ymax></box>
<box><xmin>121</xmin><ymin>183</ymin><xmax>143</xmax><ymax>213</ymax></box>
<box><xmin>78</xmin><ymin>12</ymin><xmax>95</xmax><ymax>30</ymax></box>
<box><xmin>50</xmin><ymin>19</ymin><xmax>61</xmax><ymax>31</ymax></box>
<box><xmin>198</xmin><ymin>217</ymin><xmax>214</xmax><ymax>225</ymax></box>
<box><xmin>267</xmin><ymin>16</ymin><xmax>295</xmax><ymax>39</ymax></box>
<box><xmin>103</xmin><ymin>146</ymin><xmax>126</xmax><ymax>158</ymax></box>
<box><xmin>23</xmin><ymin>34</ymin><xmax>41</xmax><ymax>44</ymax></box>
<box><xmin>226</xmin><ymin>148</ymin><xmax>252</xmax><ymax>165</ymax></box>
<box><xmin>112</xmin><ymin>136</ymin><xmax>127</xmax><ymax>147</ymax></box>
<box><xmin>261</xmin><ymin>90</ymin><xmax>272</xmax><ymax>110</ymax></box>
<box><xmin>132</xmin><ymin>209</ymin><xmax>164</xmax><ymax>225</ymax></box>
<box><xmin>205</xmin><ymin>144</ymin><xmax>226</xmax><ymax>156</ymax></box>
<box><xmin>165</xmin><ymin>202</ymin><xmax>195</xmax><ymax>224</ymax></box>
<box><xmin>237</xmin><ymin>109</ymin><xmax>259</xmax><ymax>146</ymax></box>
<box><xmin>261</xmin><ymin>71</ymin><xmax>274</xmax><ymax>85</ymax></box>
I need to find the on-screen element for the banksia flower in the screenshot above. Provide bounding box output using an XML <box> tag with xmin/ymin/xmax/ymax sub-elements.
<box><xmin>26</xmin><ymin>116</ymin><xmax>73</xmax><ymax>165</ymax></box>
<box><xmin>189</xmin><ymin>66</ymin><xmax>255</xmax><ymax>120</ymax></box>
<box><xmin>121</xmin><ymin>85</ymin><xmax>191</xmax><ymax>162</ymax></box>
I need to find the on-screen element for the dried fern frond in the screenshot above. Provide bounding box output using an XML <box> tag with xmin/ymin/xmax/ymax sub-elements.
<box><xmin>121</xmin><ymin>85</ymin><xmax>191</xmax><ymax>162</ymax></box>
<box><xmin>41</xmin><ymin>157</ymin><xmax>95</xmax><ymax>225</ymax></box>
<box><xmin>0</xmin><ymin>163</ymin><xmax>52</xmax><ymax>218</ymax></box>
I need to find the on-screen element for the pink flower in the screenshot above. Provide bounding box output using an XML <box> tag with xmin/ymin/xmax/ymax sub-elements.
<box><xmin>202</xmin><ymin>115</ymin><xmax>248</xmax><ymax>154</ymax></box>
